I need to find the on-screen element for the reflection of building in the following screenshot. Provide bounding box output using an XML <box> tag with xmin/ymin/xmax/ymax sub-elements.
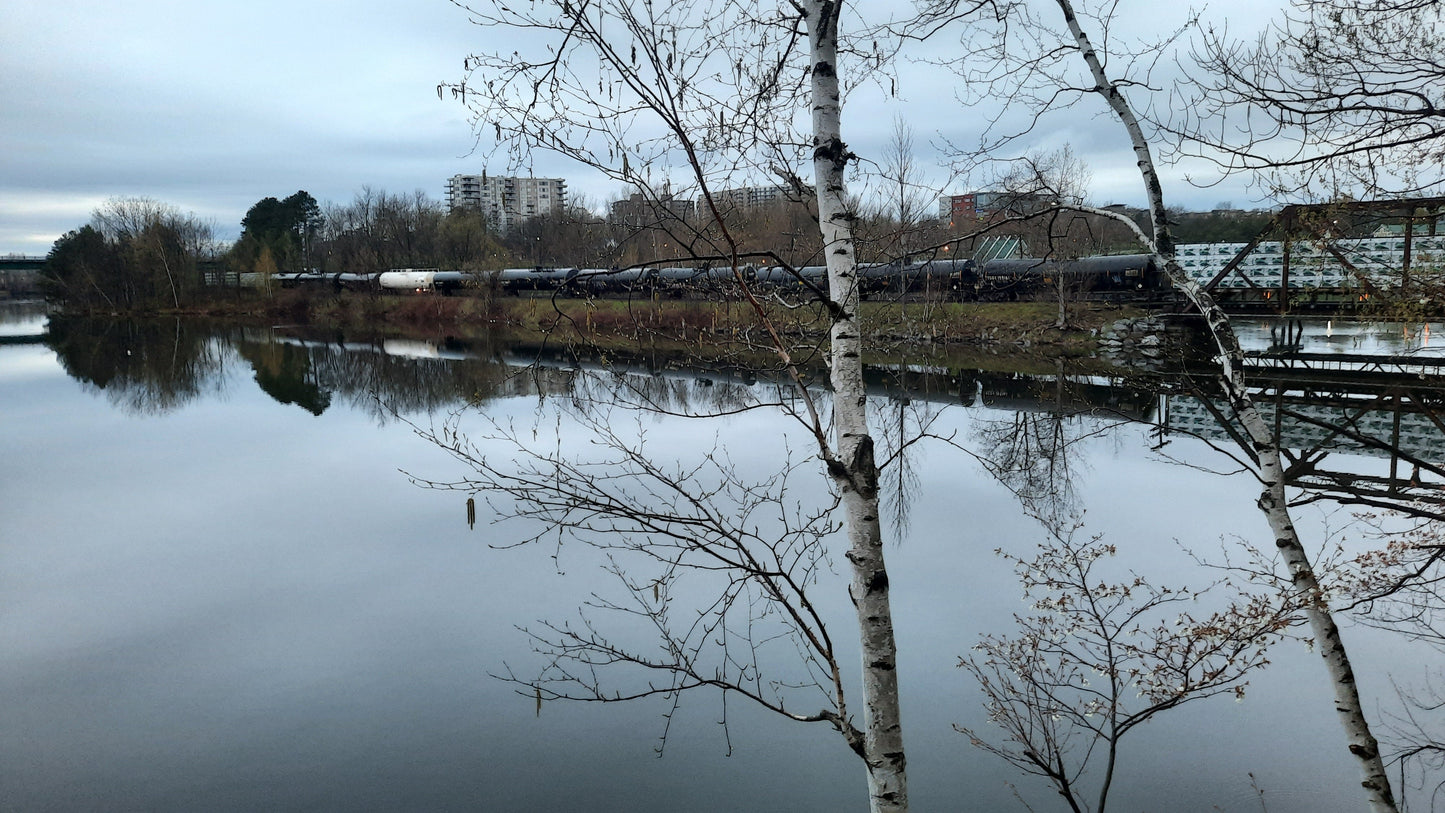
<box><xmin>1167</xmin><ymin>395</ymin><xmax>1445</xmax><ymax>462</ymax></box>
<box><xmin>446</xmin><ymin>174</ymin><xmax>567</xmax><ymax>231</ymax></box>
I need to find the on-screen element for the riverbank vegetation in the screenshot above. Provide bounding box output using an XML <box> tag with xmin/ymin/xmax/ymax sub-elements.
<box><xmin>39</xmin><ymin>198</ymin><xmax>218</xmax><ymax>311</ymax></box>
<box><xmin>89</xmin><ymin>285</ymin><xmax>1136</xmax><ymax>358</ymax></box>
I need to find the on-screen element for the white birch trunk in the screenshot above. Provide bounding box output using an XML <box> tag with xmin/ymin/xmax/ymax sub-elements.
<box><xmin>802</xmin><ymin>2</ymin><xmax>908</xmax><ymax>809</ymax></box>
<box><xmin>1055</xmin><ymin>3</ymin><xmax>1396</xmax><ymax>807</ymax></box>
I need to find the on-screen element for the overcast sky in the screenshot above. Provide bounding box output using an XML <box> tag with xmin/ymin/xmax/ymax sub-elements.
<box><xmin>1</xmin><ymin>0</ymin><xmax>1281</xmax><ymax>257</ymax></box>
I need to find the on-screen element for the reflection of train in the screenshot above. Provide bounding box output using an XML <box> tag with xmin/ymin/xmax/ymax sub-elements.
<box><xmin>240</xmin><ymin>253</ymin><xmax>1169</xmax><ymax>302</ymax></box>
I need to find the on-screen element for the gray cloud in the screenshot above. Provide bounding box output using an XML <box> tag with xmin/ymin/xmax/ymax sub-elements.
<box><xmin>2</xmin><ymin>0</ymin><xmax>1276</xmax><ymax>256</ymax></box>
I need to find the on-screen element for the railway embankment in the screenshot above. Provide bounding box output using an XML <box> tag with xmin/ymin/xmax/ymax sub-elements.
<box><xmin>47</xmin><ymin>289</ymin><xmax>1149</xmax><ymax>358</ymax></box>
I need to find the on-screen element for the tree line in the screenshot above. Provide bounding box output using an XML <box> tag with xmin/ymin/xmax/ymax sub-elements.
<box><xmin>37</xmin><ymin>179</ymin><xmax>1278</xmax><ymax>313</ymax></box>
<box><xmin>40</xmin><ymin>198</ymin><xmax>218</xmax><ymax>310</ymax></box>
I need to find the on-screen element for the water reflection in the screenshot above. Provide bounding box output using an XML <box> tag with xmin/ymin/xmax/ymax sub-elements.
<box><xmin>233</xmin><ymin>339</ymin><xmax>332</xmax><ymax>415</ymax></box>
<box><xmin>37</xmin><ymin>315</ymin><xmax>1445</xmax><ymax>510</ymax></box>
<box><xmin>0</xmin><ymin>299</ymin><xmax>48</xmax><ymax>334</ymax></box>
<box><xmin>9</xmin><ymin>315</ymin><xmax>1445</xmax><ymax>810</ymax></box>
<box><xmin>45</xmin><ymin>316</ymin><xmax>228</xmax><ymax>415</ymax></box>
<box><xmin>1232</xmin><ymin>315</ymin><xmax>1445</xmax><ymax>357</ymax></box>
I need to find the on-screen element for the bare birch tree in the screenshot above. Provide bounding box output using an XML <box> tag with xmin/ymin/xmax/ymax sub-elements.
<box><xmin>436</xmin><ymin>0</ymin><xmax>911</xmax><ymax>808</ymax></box>
<box><xmin>800</xmin><ymin>4</ymin><xmax>908</xmax><ymax>805</ymax></box>
<box><xmin>1047</xmin><ymin>11</ymin><xmax>1395</xmax><ymax>805</ymax></box>
<box><xmin>925</xmin><ymin>1</ymin><xmax>1400</xmax><ymax>807</ymax></box>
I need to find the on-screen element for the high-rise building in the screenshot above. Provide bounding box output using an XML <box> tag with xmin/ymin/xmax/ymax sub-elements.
<box><xmin>609</xmin><ymin>191</ymin><xmax>696</xmax><ymax>226</ymax></box>
<box><xmin>712</xmin><ymin>185</ymin><xmax>792</xmax><ymax>212</ymax></box>
<box><xmin>446</xmin><ymin>174</ymin><xmax>567</xmax><ymax>231</ymax></box>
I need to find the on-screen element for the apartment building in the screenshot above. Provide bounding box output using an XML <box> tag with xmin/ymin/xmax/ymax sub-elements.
<box><xmin>609</xmin><ymin>192</ymin><xmax>696</xmax><ymax>226</ymax></box>
<box><xmin>939</xmin><ymin>191</ymin><xmax>1049</xmax><ymax>224</ymax></box>
<box><xmin>446</xmin><ymin>174</ymin><xmax>567</xmax><ymax>231</ymax></box>
<box><xmin>712</xmin><ymin>184</ymin><xmax>792</xmax><ymax>212</ymax></box>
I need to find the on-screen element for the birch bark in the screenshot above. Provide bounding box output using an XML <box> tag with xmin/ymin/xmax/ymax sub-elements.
<box><xmin>802</xmin><ymin>1</ymin><xmax>908</xmax><ymax>809</ymax></box>
<box><xmin>1055</xmin><ymin>2</ymin><xmax>1395</xmax><ymax>807</ymax></box>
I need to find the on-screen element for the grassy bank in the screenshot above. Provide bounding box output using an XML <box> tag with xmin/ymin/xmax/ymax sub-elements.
<box><xmin>491</xmin><ymin>295</ymin><xmax>1135</xmax><ymax>351</ymax></box>
<box><xmin>55</xmin><ymin>289</ymin><xmax>1140</xmax><ymax>357</ymax></box>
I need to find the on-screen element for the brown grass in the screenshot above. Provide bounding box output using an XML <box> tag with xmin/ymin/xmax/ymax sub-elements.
<box><xmin>133</xmin><ymin>287</ymin><xmax>1135</xmax><ymax>354</ymax></box>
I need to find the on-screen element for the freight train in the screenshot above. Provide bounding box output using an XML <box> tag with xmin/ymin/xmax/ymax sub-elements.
<box><xmin>242</xmin><ymin>253</ymin><xmax>1168</xmax><ymax>302</ymax></box>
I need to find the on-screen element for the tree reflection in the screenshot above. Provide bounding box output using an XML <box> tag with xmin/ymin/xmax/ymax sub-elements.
<box><xmin>36</xmin><ymin>314</ymin><xmax>1445</xmax><ymax>806</ymax></box>
<box><xmin>953</xmin><ymin>366</ymin><xmax>1297</xmax><ymax>810</ymax></box>
<box><xmin>402</xmin><ymin>376</ymin><xmax>885</xmax><ymax>758</ymax></box>
<box><xmin>235</xmin><ymin>340</ymin><xmax>332</xmax><ymax>415</ymax></box>
<box><xmin>46</xmin><ymin>315</ymin><xmax>226</xmax><ymax>415</ymax></box>
<box><xmin>959</xmin><ymin>352</ymin><xmax>1445</xmax><ymax>808</ymax></box>
<box><xmin>968</xmin><ymin>365</ymin><xmax>1139</xmax><ymax>531</ymax></box>
<box><xmin>1156</xmin><ymin>363</ymin><xmax>1445</xmax><ymax>807</ymax></box>
<box><xmin>45</xmin><ymin>317</ymin><xmax>529</xmax><ymax>419</ymax></box>
<box><xmin>959</xmin><ymin>521</ymin><xmax>1295</xmax><ymax>813</ymax></box>
<box><xmin>247</xmin><ymin>332</ymin><xmax>519</xmax><ymax>420</ymax></box>
<box><xmin>0</xmin><ymin>300</ymin><xmax>49</xmax><ymax>328</ymax></box>
<box><xmin>973</xmin><ymin>410</ymin><xmax>1087</xmax><ymax>531</ymax></box>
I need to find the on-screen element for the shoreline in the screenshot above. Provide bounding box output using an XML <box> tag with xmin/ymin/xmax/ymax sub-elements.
<box><xmin>41</xmin><ymin>290</ymin><xmax>1142</xmax><ymax>354</ymax></box>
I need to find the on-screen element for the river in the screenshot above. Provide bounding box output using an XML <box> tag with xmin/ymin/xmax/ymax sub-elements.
<box><xmin>2</xmin><ymin>303</ymin><xmax>1443</xmax><ymax>811</ymax></box>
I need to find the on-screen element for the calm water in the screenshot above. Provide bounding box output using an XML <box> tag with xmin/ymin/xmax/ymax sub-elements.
<box><xmin>2</xmin><ymin>305</ymin><xmax>1442</xmax><ymax>811</ymax></box>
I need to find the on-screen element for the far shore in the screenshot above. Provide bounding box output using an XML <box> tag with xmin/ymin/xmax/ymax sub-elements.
<box><xmin>41</xmin><ymin>289</ymin><xmax>1144</xmax><ymax>355</ymax></box>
